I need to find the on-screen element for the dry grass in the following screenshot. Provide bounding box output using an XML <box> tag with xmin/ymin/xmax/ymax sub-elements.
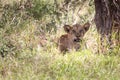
<box><xmin>0</xmin><ymin>0</ymin><xmax>120</xmax><ymax>80</ymax></box>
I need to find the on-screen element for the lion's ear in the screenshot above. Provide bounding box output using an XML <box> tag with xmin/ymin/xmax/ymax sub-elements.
<box><xmin>63</xmin><ymin>25</ymin><xmax>72</xmax><ymax>33</ymax></box>
<box><xmin>83</xmin><ymin>22</ymin><xmax>90</xmax><ymax>31</ymax></box>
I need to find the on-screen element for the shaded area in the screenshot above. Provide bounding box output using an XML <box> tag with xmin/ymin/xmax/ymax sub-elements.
<box><xmin>94</xmin><ymin>0</ymin><xmax>120</xmax><ymax>53</ymax></box>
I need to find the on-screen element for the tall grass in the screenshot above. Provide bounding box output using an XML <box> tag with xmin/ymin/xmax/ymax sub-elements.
<box><xmin>0</xmin><ymin>0</ymin><xmax>119</xmax><ymax>80</ymax></box>
<box><xmin>0</xmin><ymin>50</ymin><xmax>120</xmax><ymax>80</ymax></box>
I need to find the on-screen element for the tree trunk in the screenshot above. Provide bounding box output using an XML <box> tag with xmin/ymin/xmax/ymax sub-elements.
<box><xmin>94</xmin><ymin>0</ymin><xmax>120</xmax><ymax>53</ymax></box>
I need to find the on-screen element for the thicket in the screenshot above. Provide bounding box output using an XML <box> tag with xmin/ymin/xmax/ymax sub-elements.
<box><xmin>0</xmin><ymin>0</ymin><xmax>120</xmax><ymax>80</ymax></box>
<box><xmin>0</xmin><ymin>0</ymin><xmax>94</xmax><ymax>57</ymax></box>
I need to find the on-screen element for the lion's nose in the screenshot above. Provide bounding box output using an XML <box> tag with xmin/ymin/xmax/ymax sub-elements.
<box><xmin>76</xmin><ymin>35</ymin><xmax>80</xmax><ymax>37</ymax></box>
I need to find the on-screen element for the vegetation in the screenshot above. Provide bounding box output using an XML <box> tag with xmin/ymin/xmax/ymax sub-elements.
<box><xmin>0</xmin><ymin>0</ymin><xmax>119</xmax><ymax>80</ymax></box>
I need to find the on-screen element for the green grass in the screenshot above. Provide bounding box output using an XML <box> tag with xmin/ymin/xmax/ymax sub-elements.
<box><xmin>0</xmin><ymin>0</ymin><xmax>119</xmax><ymax>80</ymax></box>
<box><xmin>0</xmin><ymin>50</ymin><xmax>120</xmax><ymax>80</ymax></box>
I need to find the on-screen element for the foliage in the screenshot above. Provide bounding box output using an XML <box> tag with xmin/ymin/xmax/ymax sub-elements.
<box><xmin>0</xmin><ymin>51</ymin><xmax>120</xmax><ymax>80</ymax></box>
<box><xmin>28</xmin><ymin>0</ymin><xmax>54</xmax><ymax>20</ymax></box>
<box><xmin>0</xmin><ymin>0</ymin><xmax>119</xmax><ymax>80</ymax></box>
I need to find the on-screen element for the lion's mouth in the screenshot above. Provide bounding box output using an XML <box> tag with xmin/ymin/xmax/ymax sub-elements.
<box><xmin>73</xmin><ymin>38</ymin><xmax>82</xmax><ymax>42</ymax></box>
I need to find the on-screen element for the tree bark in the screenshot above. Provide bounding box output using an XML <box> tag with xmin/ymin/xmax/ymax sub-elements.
<box><xmin>94</xmin><ymin>0</ymin><xmax>120</xmax><ymax>53</ymax></box>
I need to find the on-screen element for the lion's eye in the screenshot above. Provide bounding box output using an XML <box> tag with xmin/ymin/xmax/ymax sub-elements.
<box><xmin>72</xmin><ymin>30</ymin><xmax>76</xmax><ymax>33</ymax></box>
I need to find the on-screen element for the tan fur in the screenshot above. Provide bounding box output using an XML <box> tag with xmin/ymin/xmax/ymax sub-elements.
<box><xmin>58</xmin><ymin>22</ymin><xmax>90</xmax><ymax>53</ymax></box>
